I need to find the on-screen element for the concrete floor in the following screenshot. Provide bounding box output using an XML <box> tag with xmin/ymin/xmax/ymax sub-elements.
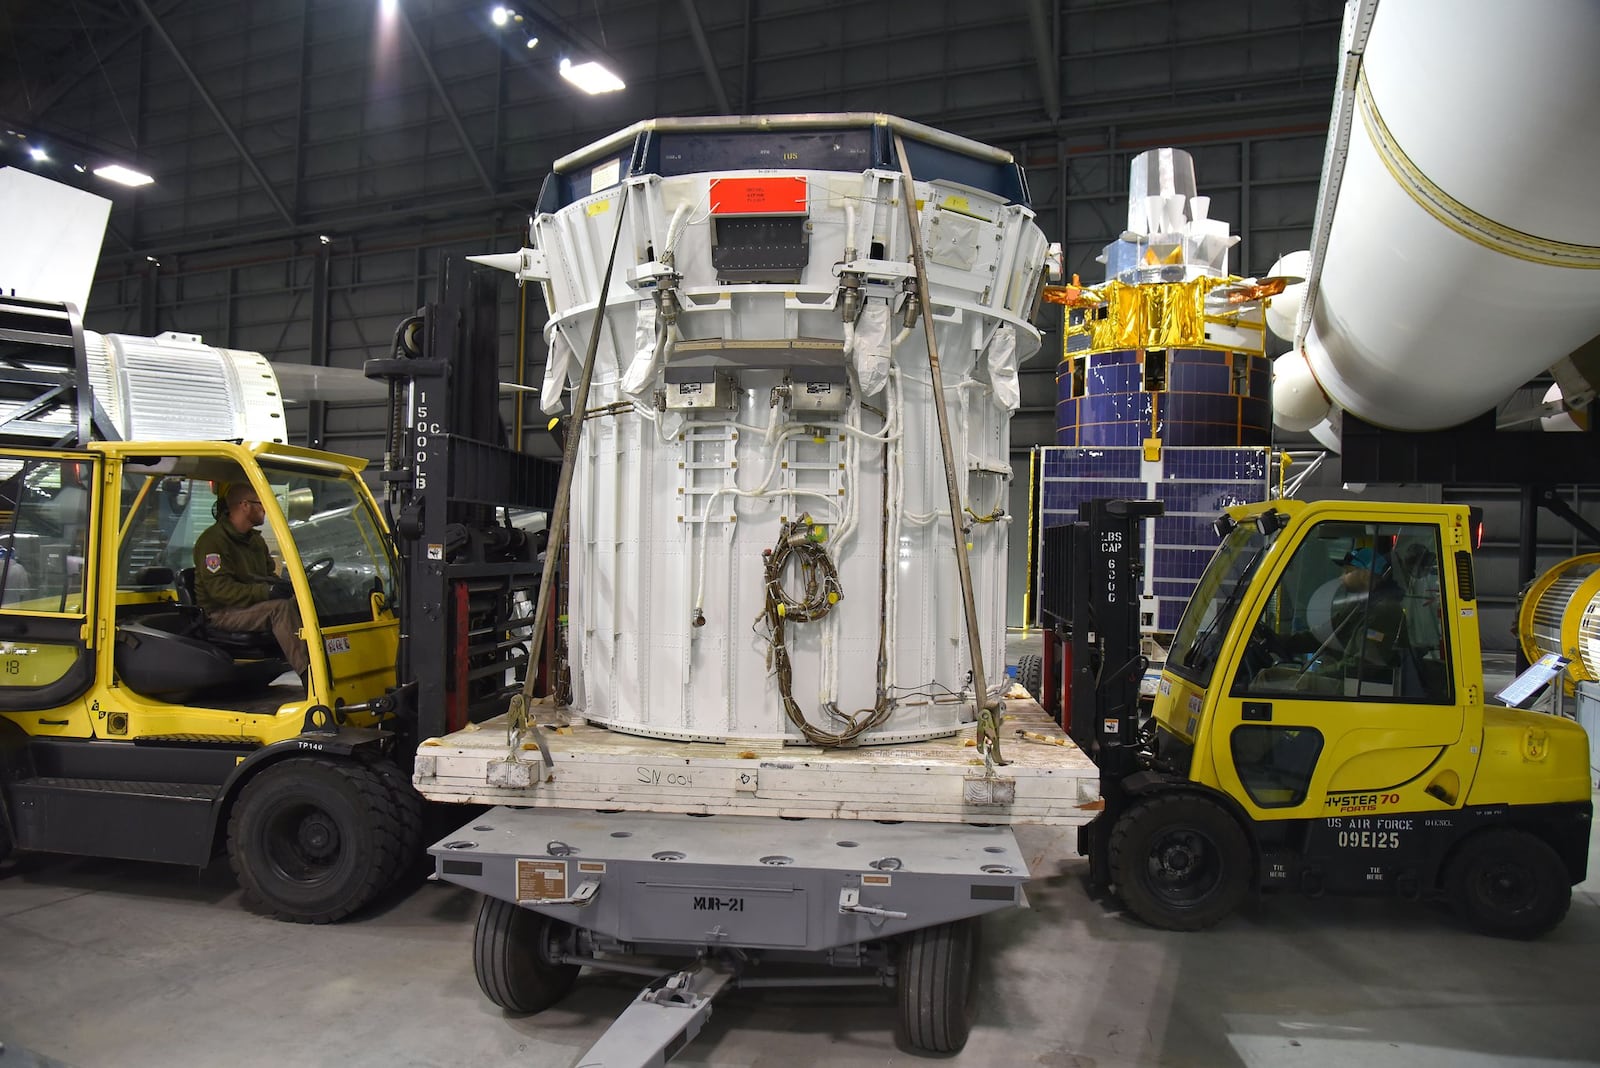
<box><xmin>4</xmin><ymin>638</ymin><xmax>1597</xmax><ymax>1068</ymax></box>
<box><xmin>2</xmin><ymin>809</ymin><xmax>1598</xmax><ymax>1068</ymax></box>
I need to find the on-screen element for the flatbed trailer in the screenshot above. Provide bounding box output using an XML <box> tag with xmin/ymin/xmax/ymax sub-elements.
<box><xmin>424</xmin><ymin>689</ymin><xmax>1097</xmax><ymax>1065</ymax></box>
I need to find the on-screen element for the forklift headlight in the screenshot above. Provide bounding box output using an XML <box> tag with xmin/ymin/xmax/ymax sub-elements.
<box><xmin>1252</xmin><ymin>509</ymin><xmax>1285</xmax><ymax>536</ymax></box>
<box><xmin>1213</xmin><ymin>513</ymin><xmax>1237</xmax><ymax>538</ymax></box>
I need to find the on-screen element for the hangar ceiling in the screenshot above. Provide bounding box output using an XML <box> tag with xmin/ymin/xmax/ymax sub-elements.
<box><xmin>0</xmin><ymin>0</ymin><xmax>1344</xmax><ymax>457</ymax></box>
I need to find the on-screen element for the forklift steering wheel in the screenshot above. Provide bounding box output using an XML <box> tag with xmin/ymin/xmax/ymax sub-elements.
<box><xmin>1249</xmin><ymin>623</ymin><xmax>1289</xmax><ymax>661</ymax></box>
<box><xmin>304</xmin><ymin>556</ymin><xmax>335</xmax><ymax>580</ymax></box>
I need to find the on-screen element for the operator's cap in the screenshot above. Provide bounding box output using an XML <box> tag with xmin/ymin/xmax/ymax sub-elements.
<box><xmin>1339</xmin><ymin>546</ymin><xmax>1389</xmax><ymax>574</ymax></box>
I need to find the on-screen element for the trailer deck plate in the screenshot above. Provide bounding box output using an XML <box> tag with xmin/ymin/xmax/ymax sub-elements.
<box><xmin>431</xmin><ymin>807</ymin><xmax>1030</xmax><ymax>952</ymax></box>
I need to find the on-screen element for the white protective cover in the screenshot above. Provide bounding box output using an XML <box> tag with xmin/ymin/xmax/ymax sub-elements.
<box><xmin>525</xmin><ymin>165</ymin><xmax>1046</xmax><ymax>743</ymax></box>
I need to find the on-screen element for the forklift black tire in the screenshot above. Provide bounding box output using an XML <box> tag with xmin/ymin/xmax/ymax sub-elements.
<box><xmin>364</xmin><ymin>756</ymin><xmax>426</xmax><ymax>881</ymax></box>
<box><xmin>1109</xmin><ymin>793</ymin><xmax>1250</xmax><ymax>931</ymax></box>
<box><xmin>1444</xmin><ymin>829</ymin><xmax>1571</xmax><ymax>940</ymax></box>
<box><xmin>1018</xmin><ymin>654</ymin><xmax>1043</xmax><ymax>702</ymax></box>
<box><xmin>227</xmin><ymin>756</ymin><xmax>404</xmax><ymax>924</ymax></box>
<box><xmin>474</xmin><ymin>895</ymin><xmax>581</xmax><ymax>1014</ymax></box>
<box><xmin>896</xmin><ymin>917</ymin><xmax>980</xmax><ymax>1054</ymax></box>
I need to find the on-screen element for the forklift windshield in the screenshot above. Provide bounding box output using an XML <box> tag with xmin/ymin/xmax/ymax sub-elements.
<box><xmin>1167</xmin><ymin>520</ymin><xmax>1277</xmax><ymax>687</ymax></box>
<box><xmin>115</xmin><ymin>456</ymin><xmax>394</xmax><ymax>628</ymax></box>
<box><xmin>259</xmin><ymin>460</ymin><xmax>394</xmax><ymax>627</ymax></box>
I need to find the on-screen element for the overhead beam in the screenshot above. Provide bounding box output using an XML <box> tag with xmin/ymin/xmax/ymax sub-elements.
<box><xmin>128</xmin><ymin>0</ymin><xmax>296</xmax><ymax>227</ymax></box>
<box><xmin>679</xmin><ymin>0</ymin><xmax>732</xmax><ymax>114</ymax></box>
<box><xmin>397</xmin><ymin>7</ymin><xmax>497</xmax><ymax>196</ymax></box>
<box><xmin>1025</xmin><ymin>0</ymin><xmax>1061</xmax><ymax>121</ymax></box>
<box><xmin>11</xmin><ymin>7</ymin><xmax>152</xmax><ymax>122</ymax></box>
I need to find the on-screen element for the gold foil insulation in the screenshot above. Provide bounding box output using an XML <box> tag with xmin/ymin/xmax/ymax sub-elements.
<box><xmin>1063</xmin><ymin>277</ymin><xmax>1269</xmax><ymax>357</ymax></box>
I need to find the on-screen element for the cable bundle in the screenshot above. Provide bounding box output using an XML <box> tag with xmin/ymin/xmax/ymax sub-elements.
<box><xmin>761</xmin><ymin>515</ymin><xmax>891</xmax><ymax>746</ymax></box>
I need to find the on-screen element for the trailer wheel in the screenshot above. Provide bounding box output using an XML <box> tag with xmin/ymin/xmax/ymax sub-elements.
<box><xmin>1444</xmin><ymin>829</ymin><xmax>1571</xmax><ymax>939</ymax></box>
<box><xmin>227</xmin><ymin>757</ymin><xmax>402</xmax><ymax>924</ymax></box>
<box><xmin>1109</xmin><ymin>793</ymin><xmax>1250</xmax><ymax>931</ymax></box>
<box><xmin>896</xmin><ymin>917</ymin><xmax>980</xmax><ymax>1053</ymax></box>
<box><xmin>1017</xmin><ymin>654</ymin><xmax>1043</xmax><ymax>702</ymax></box>
<box><xmin>474</xmin><ymin>895</ymin><xmax>580</xmax><ymax>1014</ymax></box>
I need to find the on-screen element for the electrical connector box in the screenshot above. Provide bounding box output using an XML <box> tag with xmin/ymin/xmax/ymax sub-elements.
<box><xmin>666</xmin><ymin>373</ymin><xmax>737</xmax><ymax>411</ymax></box>
<box><xmin>788</xmin><ymin>379</ymin><xmax>850</xmax><ymax>413</ymax></box>
<box><xmin>625</xmin><ymin>260</ymin><xmax>679</xmax><ymax>292</ymax></box>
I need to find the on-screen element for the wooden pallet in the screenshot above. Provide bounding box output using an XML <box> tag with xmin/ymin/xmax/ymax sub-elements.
<box><xmin>414</xmin><ymin>686</ymin><xmax>1102</xmax><ymax>826</ymax></box>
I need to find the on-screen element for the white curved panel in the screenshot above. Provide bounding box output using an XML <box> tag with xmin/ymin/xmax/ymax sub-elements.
<box><xmin>1281</xmin><ymin>0</ymin><xmax>1600</xmax><ymax>434</ymax></box>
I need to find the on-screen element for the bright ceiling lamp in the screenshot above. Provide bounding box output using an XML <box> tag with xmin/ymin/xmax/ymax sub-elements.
<box><xmin>94</xmin><ymin>164</ymin><xmax>156</xmax><ymax>187</ymax></box>
<box><xmin>559</xmin><ymin>57</ymin><xmax>625</xmax><ymax>94</ymax></box>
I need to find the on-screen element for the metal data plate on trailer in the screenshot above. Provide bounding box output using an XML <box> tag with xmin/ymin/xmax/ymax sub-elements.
<box><xmin>431</xmin><ymin>808</ymin><xmax>1028</xmax><ymax>953</ymax></box>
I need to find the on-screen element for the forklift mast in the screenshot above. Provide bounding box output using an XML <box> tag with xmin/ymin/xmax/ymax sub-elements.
<box><xmin>1040</xmin><ymin>499</ymin><xmax>1163</xmax><ymax>784</ymax></box>
<box><xmin>364</xmin><ymin>258</ymin><xmax>558</xmax><ymax>747</ymax></box>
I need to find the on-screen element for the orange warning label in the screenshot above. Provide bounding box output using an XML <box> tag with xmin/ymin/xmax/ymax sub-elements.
<box><xmin>709</xmin><ymin>176</ymin><xmax>808</xmax><ymax>215</ymax></box>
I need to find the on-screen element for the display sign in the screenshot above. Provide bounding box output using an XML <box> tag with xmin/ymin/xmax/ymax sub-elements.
<box><xmin>1495</xmin><ymin>652</ymin><xmax>1571</xmax><ymax>708</ymax></box>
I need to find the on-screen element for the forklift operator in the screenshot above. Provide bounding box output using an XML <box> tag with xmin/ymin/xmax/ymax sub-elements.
<box><xmin>1322</xmin><ymin>545</ymin><xmax>1405</xmax><ymax>676</ymax></box>
<box><xmin>193</xmin><ymin>482</ymin><xmax>311</xmax><ymax>680</ymax></box>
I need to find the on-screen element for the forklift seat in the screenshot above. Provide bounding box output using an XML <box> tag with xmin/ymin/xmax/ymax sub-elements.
<box><xmin>114</xmin><ymin>614</ymin><xmax>287</xmax><ymax>699</ymax></box>
<box><xmin>177</xmin><ymin>566</ymin><xmax>286</xmax><ymax>661</ymax></box>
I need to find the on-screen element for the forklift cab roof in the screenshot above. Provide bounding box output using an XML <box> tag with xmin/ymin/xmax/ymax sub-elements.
<box><xmin>97</xmin><ymin>439</ymin><xmax>369</xmax><ymax>476</ymax></box>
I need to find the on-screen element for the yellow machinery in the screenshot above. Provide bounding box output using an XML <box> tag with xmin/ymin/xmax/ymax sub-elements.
<box><xmin>0</xmin><ymin>268</ymin><xmax>551</xmax><ymax>922</ymax></box>
<box><xmin>1058</xmin><ymin>498</ymin><xmax>1591</xmax><ymax>939</ymax></box>
<box><xmin>0</xmin><ymin>439</ymin><xmax>416</xmax><ymax>922</ymax></box>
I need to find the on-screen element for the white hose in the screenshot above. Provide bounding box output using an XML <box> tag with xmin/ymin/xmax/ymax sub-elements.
<box><xmin>663</xmin><ymin>203</ymin><xmax>692</xmax><ymax>259</ymax></box>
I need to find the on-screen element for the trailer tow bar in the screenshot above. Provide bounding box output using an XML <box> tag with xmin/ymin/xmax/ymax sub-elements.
<box><xmin>578</xmin><ymin>959</ymin><xmax>740</xmax><ymax>1068</ymax></box>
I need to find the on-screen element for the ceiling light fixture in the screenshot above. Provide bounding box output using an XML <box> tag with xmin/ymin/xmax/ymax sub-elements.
<box><xmin>526</xmin><ymin>35</ymin><xmax>539</xmax><ymax>49</ymax></box>
<box><xmin>94</xmin><ymin>164</ymin><xmax>156</xmax><ymax>187</ymax></box>
<box><xmin>559</xmin><ymin>57</ymin><xmax>625</xmax><ymax>94</ymax></box>
<box><xmin>491</xmin><ymin>5</ymin><xmax>509</xmax><ymax>25</ymax></box>
<box><xmin>28</xmin><ymin>146</ymin><xmax>48</xmax><ymax>161</ymax></box>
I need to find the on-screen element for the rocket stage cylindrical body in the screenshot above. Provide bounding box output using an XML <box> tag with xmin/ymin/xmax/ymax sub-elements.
<box><xmin>522</xmin><ymin>116</ymin><xmax>1047</xmax><ymax>745</ymax></box>
<box><xmin>1285</xmin><ymin>0</ymin><xmax>1600</xmax><ymax>433</ymax></box>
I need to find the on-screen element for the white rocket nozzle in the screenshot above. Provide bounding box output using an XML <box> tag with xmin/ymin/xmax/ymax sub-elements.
<box><xmin>468</xmin><ymin>247</ymin><xmax>550</xmax><ymax>283</ymax></box>
<box><xmin>467</xmin><ymin>252</ymin><xmax>527</xmax><ymax>275</ymax></box>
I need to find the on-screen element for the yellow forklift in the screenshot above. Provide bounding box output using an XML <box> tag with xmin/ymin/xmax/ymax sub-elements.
<box><xmin>0</xmin><ymin>437</ymin><xmax>415</xmax><ymax>921</ymax></box>
<box><xmin>1051</xmin><ymin>498</ymin><xmax>1591</xmax><ymax>938</ymax></box>
<box><xmin>0</xmin><ymin>267</ymin><xmax>553</xmax><ymax>921</ymax></box>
